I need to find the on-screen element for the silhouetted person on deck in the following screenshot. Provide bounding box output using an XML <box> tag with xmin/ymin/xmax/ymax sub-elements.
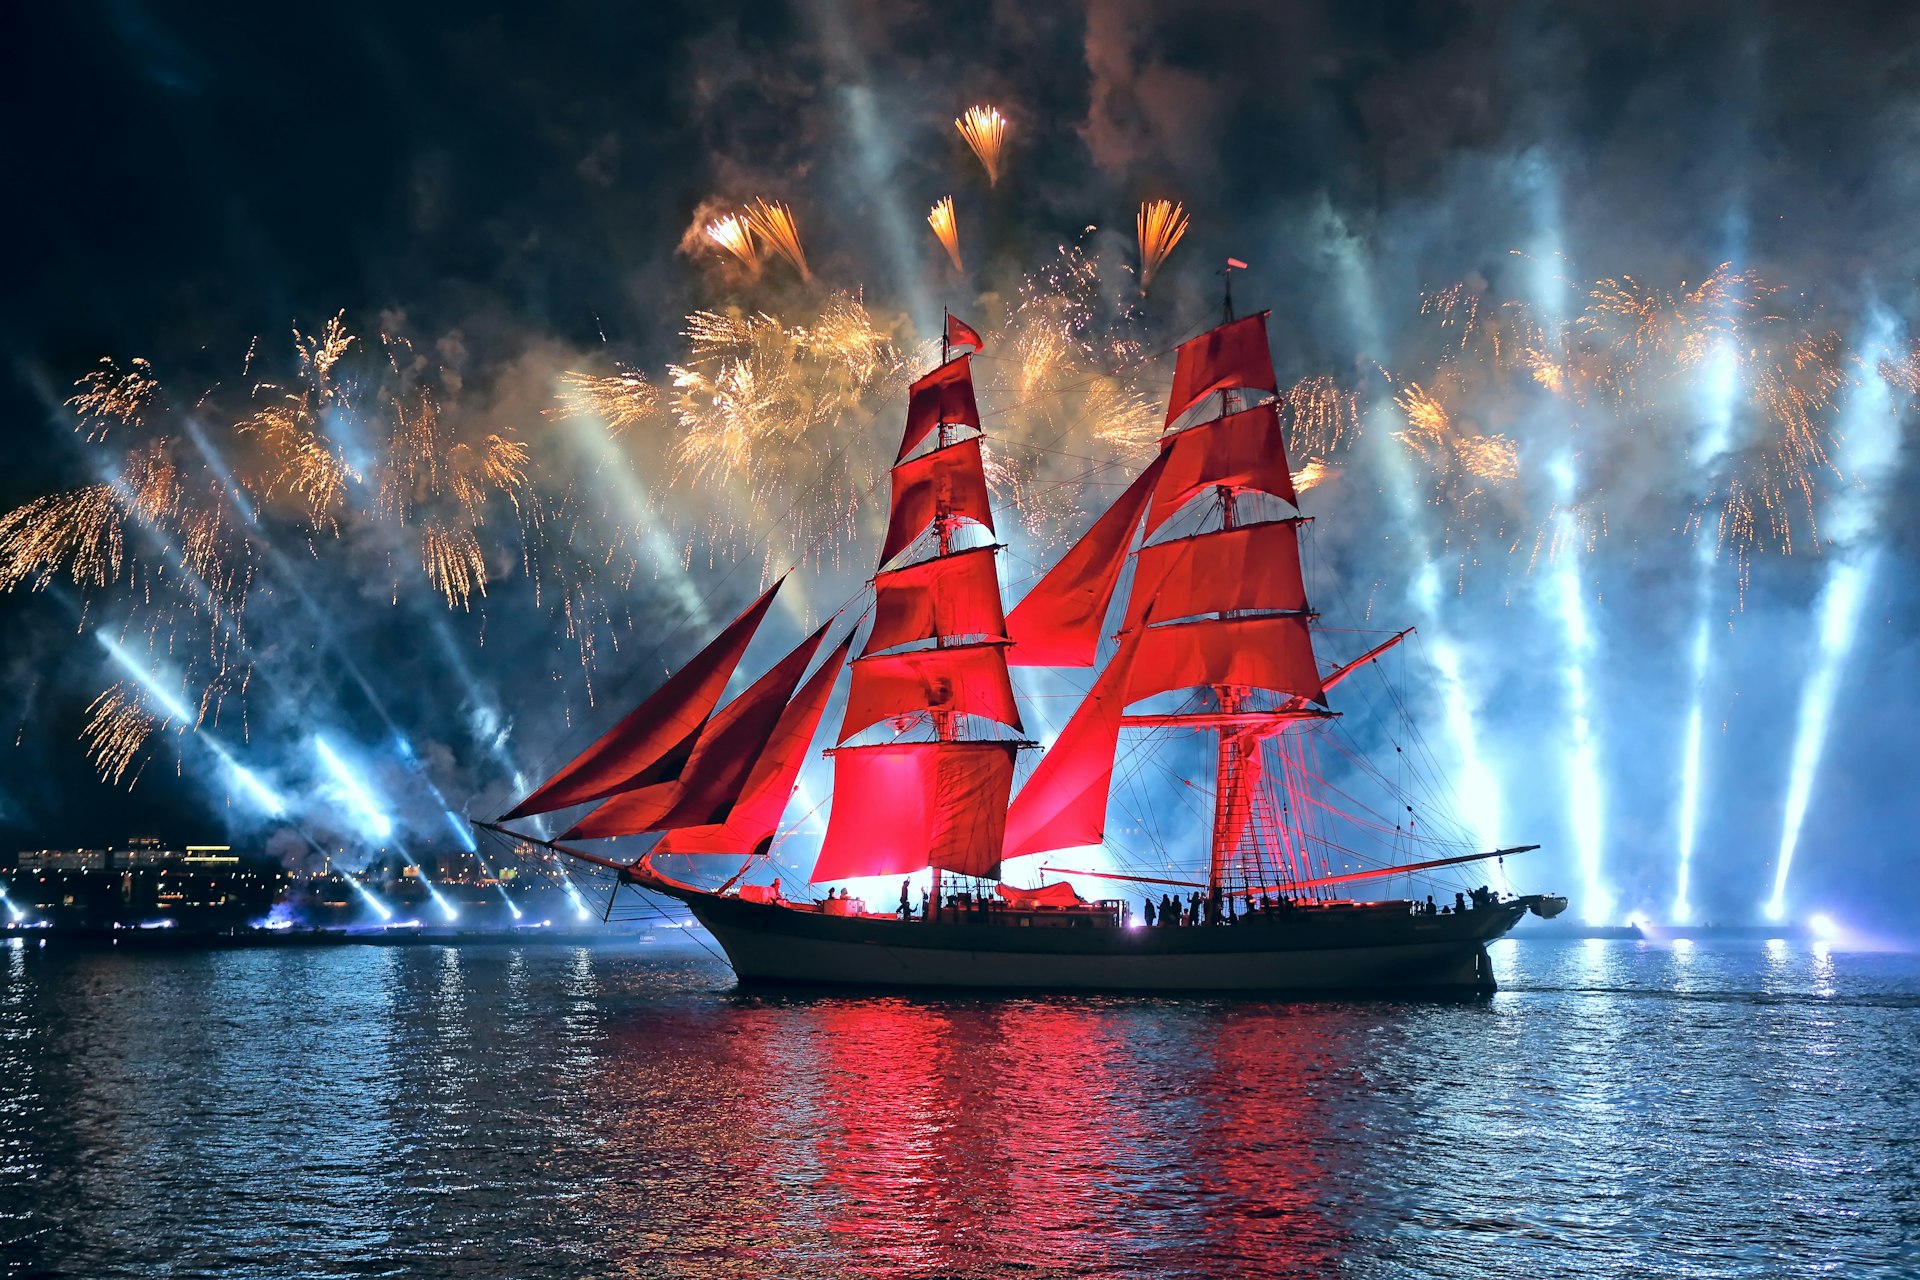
<box><xmin>899</xmin><ymin>880</ymin><xmax>912</xmax><ymax>920</ymax></box>
<box><xmin>1426</xmin><ymin>894</ymin><xmax>1437</xmax><ymax>916</ymax></box>
<box><xmin>1143</xmin><ymin>897</ymin><xmax>1156</xmax><ymax>926</ymax></box>
<box><xmin>1455</xmin><ymin>892</ymin><xmax>1467</xmax><ymax>914</ymax></box>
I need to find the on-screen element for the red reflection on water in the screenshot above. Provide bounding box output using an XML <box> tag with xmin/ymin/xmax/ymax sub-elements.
<box><xmin>590</xmin><ymin>997</ymin><xmax>1362</xmax><ymax>1279</ymax></box>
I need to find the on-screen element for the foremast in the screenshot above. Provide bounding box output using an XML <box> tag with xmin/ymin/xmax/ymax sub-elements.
<box><xmin>809</xmin><ymin>314</ymin><xmax>1026</xmax><ymax>889</ymax></box>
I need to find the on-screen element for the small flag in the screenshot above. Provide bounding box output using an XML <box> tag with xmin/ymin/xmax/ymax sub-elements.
<box><xmin>1226</xmin><ymin>258</ymin><xmax>1249</xmax><ymax>270</ymax></box>
<box><xmin>946</xmin><ymin>313</ymin><xmax>985</xmax><ymax>354</ymax></box>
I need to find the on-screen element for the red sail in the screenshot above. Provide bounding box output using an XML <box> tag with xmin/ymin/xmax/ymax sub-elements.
<box><xmin>1003</xmin><ymin>453</ymin><xmax>1167</xmax><ymax>667</ymax></box>
<box><xmin>896</xmin><ymin>356</ymin><xmax>981</xmax><ymax>461</ymax></box>
<box><xmin>881</xmin><ymin>436</ymin><xmax>995</xmax><ymax>566</ymax></box>
<box><xmin>810</xmin><ymin>741</ymin><xmax>1019</xmax><ymax>882</ymax></box>
<box><xmin>651</xmin><ymin>634</ymin><xmax>853</xmax><ymax>856</ymax></box>
<box><xmin>502</xmin><ymin>579</ymin><xmax>782</xmax><ymax>819</ymax></box>
<box><xmin>1001</xmin><ymin>624</ymin><xmax>1143</xmax><ymax>858</ymax></box>
<box><xmin>1125</xmin><ymin>520</ymin><xmax>1308</xmax><ymax>629</ymax></box>
<box><xmin>1126</xmin><ymin>614</ymin><xmax>1325</xmax><ymax>706</ymax></box>
<box><xmin>1164</xmin><ymin>312</ymin><xmax>1277</xmax><ymax>426</ymax></box>
<box><xmin>868</xmin><ymin>546</ymin><xmax>1007</xmax><ymax>652</ymax></box>
<box><xmin>559</xmin><ymin>621</ymin><xmax>832</xmax><ymax>840</ymax></box>
<box><xmin>841</xmin><ymin>641</ymin><xmax>1022</xmax><ymax>739</ymax></box>
<box><xmin>1146</xmin><ymin>403</ymin><xmax>1296</xmax><ymax>532</ymax></box>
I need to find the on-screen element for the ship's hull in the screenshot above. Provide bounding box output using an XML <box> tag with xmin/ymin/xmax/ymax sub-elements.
<box><xmin>667</xmin><ymin>890</ymin><xmax>1544</xmax><ymax>994</ymax></box>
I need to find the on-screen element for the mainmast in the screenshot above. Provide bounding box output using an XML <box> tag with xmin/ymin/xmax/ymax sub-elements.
<box><xmin>811</xmin><ymin>315</ymin><xmax>1023</xmax><ymax>887</ymax></box>
<box><xmin>1001</xmin><ymin>310</ymin><xmax>1328</xmax><ymax>896</ymax></box>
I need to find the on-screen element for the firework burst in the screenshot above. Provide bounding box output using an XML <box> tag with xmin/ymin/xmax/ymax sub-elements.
<box><xmin>928</xmin><ymin>196</ymin><xmax>963</xmax><ymax>273</ymax></box>
<box><xmin>1136</xmin><ymin>200</ymin><xmax>1189</xmax><ymax>292</ymax></box>
<box><xmin>955</xmin><ymin>105</ymin><xmax>1007</xmax><ymax>185</ymax></box>
<box><xmin>745</xmin><ymin>198</ymin><xmax>811</xmax><ymax>281</ymax></box>
<box><xmin>704</xmin><ymin>213</ymin><xmax>761</xmax><ymax>273</ymax></box>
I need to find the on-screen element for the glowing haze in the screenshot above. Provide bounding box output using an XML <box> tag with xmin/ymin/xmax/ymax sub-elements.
<box><xmin>2</xmin><ymin>1</ymin><xmax>1917</xmax><ymax>934</ymax></box>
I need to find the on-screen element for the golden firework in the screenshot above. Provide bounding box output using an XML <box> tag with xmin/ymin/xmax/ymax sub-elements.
<box><xmin>745</xmin><ymin>198</ymin><xmax>811</xmax><ymax>281</ymax></box>
<box><xmin>1136</xmin><ymin>199</ymin><xmax>1189</xmax><ymax>291</ymax></box>
<box><xmin>423</xmin><ymin>521</ymin><xmax>488</xmax><ymax>609</ymax></box>
<box><xmin>955</xmin><ymin>105</ymin><xmax>1007</xmax><ymax>185</ymax></box>
<box><xmin>0</xmin><ymin>484</ymin><xmax>128</xmax><ymax>590</ymax></box>
<box><xmin>68</xmin><ymin>357</ymin><xmax>159</xmax><ymax>441</ymax></box>
<box><xmin>704</xmin><ymin>213</ymin><xmax>760</xmax><ymax>272</ymax></box>
<box><xmin>554</xmin><ymin>366</ymin><xmax>657</xmax><ymax>435</ymax></box>
<box><xmin>928</xmin><ymin>196</ymin><xmax>963</xmax><ymax>273</ymax></box>
<box><xmin>1392</xmin><ymin>382</ymin><xmax>1519</xmax><ymax>483</ymax></box>
<box><xmin>1290</xmin><ymin>459</ymin><xmax>1331</xmax><ymax>495</ymax></box>
<box><xmin>83</xmin><ymin>683</ymin><xmax>158</xmax><ymax>786</ymax></box>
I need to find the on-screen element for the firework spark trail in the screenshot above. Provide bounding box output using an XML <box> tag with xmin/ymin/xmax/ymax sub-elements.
<box><xmin>745</xmin><ymin>198</ymin><xmax>811</xmax><ymax>281</ymax></box>
<box><xmin>1136</xmin><ymin>200</ymin><xmax>1189</xmax><ymax>292</ymax></box>
<box><xmin>955</xmin><ymin>105</ymin><xmax>1006</xmax><ymax>185</ymax></box>
<box><xmin>704</xmin><ymin>213</ymin><xmax>760</xmax><ymax>272</ymax></box>
<box><xmin>928</xmin><ymin>196</ymin><xmax>963</xmax><ymax>273</ymax></box>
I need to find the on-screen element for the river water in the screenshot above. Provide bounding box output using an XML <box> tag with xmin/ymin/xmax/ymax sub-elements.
<box><xmin>0</xmin><ymin>933</ymin><xmax>1914</xmax><ymax>1278</ymax></box>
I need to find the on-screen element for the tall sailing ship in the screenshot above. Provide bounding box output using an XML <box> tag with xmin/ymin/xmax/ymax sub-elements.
<box><xmin>484</xmin><ymin>306</ymin><xmax>1566</xmax><ymax>992</ymax></box>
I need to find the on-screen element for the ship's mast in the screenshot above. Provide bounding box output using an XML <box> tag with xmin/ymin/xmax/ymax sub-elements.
<box><xmin>931</xmin><ymin>310</ymin><xmax>955</xmax><ymax>910</ymax></box>
<box><xmin>1208</xmin><ymin>481</ymin><xmax>1244</xmax><ymax>894</ymax></box>
<box><xmin>810</xmin><ymin>316</ymin><xmax>1024</xmax><ymax>889</ymax></box>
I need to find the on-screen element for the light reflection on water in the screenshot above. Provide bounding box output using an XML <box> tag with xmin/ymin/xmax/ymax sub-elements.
<box><xmin>0</xmin><ymin>936</ymin><xmax>1915</xmax><ymax>1278</ymax></box>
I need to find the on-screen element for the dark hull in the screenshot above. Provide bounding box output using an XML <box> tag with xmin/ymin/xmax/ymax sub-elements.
<box><xmin>665</xmin><ymin>889</ymin><xmax>1544</xmax><ymax>993</ymax></box>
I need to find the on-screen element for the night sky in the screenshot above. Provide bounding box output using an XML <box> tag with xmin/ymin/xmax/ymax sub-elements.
<box><xmin>3</xmin><ymin>1</ymin><xmax>1917</xmax><ymax>928</ymax></box>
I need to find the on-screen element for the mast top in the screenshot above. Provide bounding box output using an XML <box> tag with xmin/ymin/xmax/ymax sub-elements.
<box><xmin>1220</xmin><ymin>257</ymin><xmax>1248</xmax><ymax>324</ymax></box>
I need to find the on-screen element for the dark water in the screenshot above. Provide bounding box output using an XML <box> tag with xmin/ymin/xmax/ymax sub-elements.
<box><xmin>1</xmin><ymin>935</ymin><xmax>1915</xmax><ymax>1279</ymax></box>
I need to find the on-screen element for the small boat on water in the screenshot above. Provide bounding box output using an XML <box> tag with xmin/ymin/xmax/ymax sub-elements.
<box><xmin>483</xmin><ymin>303</ymin><xmax>1566</xmax><ymax>992</ymax></box>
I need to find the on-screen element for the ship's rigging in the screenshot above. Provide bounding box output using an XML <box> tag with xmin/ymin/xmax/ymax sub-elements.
<box><xmin>486</xmin><ymin>306</ymin><xmax>1536</xmax><ymax>915</ymax></box>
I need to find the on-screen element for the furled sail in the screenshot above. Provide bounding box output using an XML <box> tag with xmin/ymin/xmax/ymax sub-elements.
<box><xmin>559</xmin><ymin>620</ymin><xmax>833</xmax><ymax>840</ymax></box>
<box><xmin>1164</xmin><ymin>311</ymin><xmax>1277</xmax><ymax>426</ymax></box>
<box><xmin>1003</xmin><ymin>453</ymin><xmax>1167</xmax><ymax>667</ymax></box>
<box><xmin>867</xmin><ymin>545</ymin><xmax>1007</xmax><ymax>652</ymax></box>
<box><xmin>650</xmin><ymin>633</ymin><xmax>853</xmax><ymax>856</ymax></box>
<box><xmin>1147</xmin><ymin>403</ymin><xmax>1297</xmax><ymax>531</ymax></box>
<box><xmin>502</xmin><ymin>579</ymin><xmax>783</xmax><ymax>819</ymax></box>
<box><xmin>880</xmin><ymin>436</ymin><xmax>996</xmax><ymax>565</ymax></box>
<box><xmin>896</xmin><ymin>355</ymin><xmax>981</xmax><ymax>461</ymax></box>
<box><xmin>1124</xmin><ymin>520</ymin><xmax>1307</xmax><ymax>629</ymax></box>
<box><xmin>841</xmin><ymin>642</ymin><xmax>1023</xmax><ymax>739</ymax></box>
<box><xmin>810</xmin><ymin>741</ymin><xmax>1020</xmax><ymax>882</ymax></box>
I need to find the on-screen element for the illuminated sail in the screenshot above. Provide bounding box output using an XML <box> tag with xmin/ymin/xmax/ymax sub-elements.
<box><xmin>880</xmin><ymin>436</ymin><xmax>996</xmax><ymax>565</ymax></box>
<box><xmin>1163</xmin><ymin>311</ymin><xmax>1277</xmax><ymax>426</ymax></box>
<box><xmin>1000</xmin><ymin>625</ymin><xmax>1143</xmax><ymax>858</ymax></box>
<box><xmin>651</xmin><ymin>634</ymin><xmax>853</xmax><ymax>856</ymax></box>
<box><xmin>1124</xmin><ymin>520</ymin><xmax>1307</xmax><ymax>628</ymax></box>
<box><xmin>1002</xmin><ymin>454</ymin><xmax>1166</xmax><ymax>667</ymax></box>
<box><xmin>811</xmin><ymin>741</ymin><xmax>1019</xmax><ymax>881</ymax></box>
<box><xmin>868</xmin><ymin>545</ymin><xmax>1007</xmax><ymax>652</ymax></box>
<box><xmin>1146</xmin><ymin>402</ymin><xmax>1298</xmax><ymax>531</ymax></box>
<box><xmin>896</xmin><ymin>355</ymin><xmax>981</xmax><ymax>461</ymax></box>
<box><xmin>502</xmin><ymin>579</ymin><xmax>782</xmax><ymax>819</ymax></box>
<box><xmin>560</xmin><ymin>620</ymin><xmax>833</xmax><ymax>840</ymax></box>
